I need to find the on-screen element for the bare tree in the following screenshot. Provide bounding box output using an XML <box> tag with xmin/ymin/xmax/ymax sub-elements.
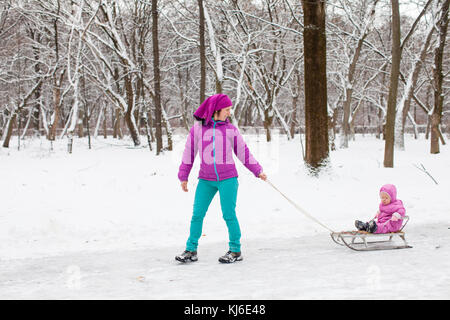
<box><xmin>3</xmin><ymin>78</ymin><xmax>46</xmax><ymax>148</ymax></box>
<box><xmin>152</xmin><ymin>0</ymin><xmax>163</xmax><ymax>155</ymax></box>
<box><xmin>66</xmin><ymin>0</ymin><xmax>84</xmax><ymax>153</ymax></box>
<box><xmin>302</xmin><ymin>0</ymin><xmax>329</xmax><ymax>171</ymax></box>
<box><xmin>332</xmin><ymin>0</ymin><xmax>378</xmax><ymax>149</ymax></box>
<box><xmin>0</xmin><ymin>0</ymin><xmax>446</xmax><ymax>158</ymax></box>
<box><xmin>394</xmin><ymin>18</ymin><xmax>434</xmax><ymax>149</ymax></box>
<box><xmin>383</xmin><ymin>0</ymin><xmax>401</xmax><ymax>168</ymax></box>
<box><xmin>198</xmin><ymin>0</ymin><xmax>206</xmax><ymax>103</ymax></box>
<box><xmin>430</xmin><ymin>0</ymin><xmax>449</xmax><ymax>154</ymax></box>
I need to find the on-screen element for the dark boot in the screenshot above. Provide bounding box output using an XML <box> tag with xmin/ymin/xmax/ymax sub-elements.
<box><xmin>367</xmin><ymin>220</ymin><xmax>378</xmax><ymax>233</ymax></box>
<box><xmin>355</xmin><ymin>220</ymin><xmax>368</xmax><ymax>231</ymax></box>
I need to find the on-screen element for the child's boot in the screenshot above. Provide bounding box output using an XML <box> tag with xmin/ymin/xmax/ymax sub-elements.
<box><xmin>367</xmin><ymin>220</ymin><xmax>377</xmax><ymax>233</ymax></box>
<box><xmin>355</xmin><ymin>220</ymin><xmax>368</xmax><ymax>231</ymax></box>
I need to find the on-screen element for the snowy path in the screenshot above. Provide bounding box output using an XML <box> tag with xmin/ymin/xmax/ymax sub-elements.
<box><xmin>1</xmin><ymin>136</ymin><xmax>450</xmax><ymax>299</ymax></box>
<box><xmin>1</xmin><ymin>223</ymin><xmax>449</xmax><ymax>300</ymax></box>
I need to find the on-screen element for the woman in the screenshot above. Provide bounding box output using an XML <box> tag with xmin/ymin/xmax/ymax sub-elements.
<box><xmin>176</xmin><ymin>94</ymin><xmax>267</xmax><ymax>264</ymax></box>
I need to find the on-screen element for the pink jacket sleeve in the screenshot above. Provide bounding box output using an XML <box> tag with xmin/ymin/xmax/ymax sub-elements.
<box><xmin>178</xmin><ymin>124</ymin><xmax>199</xmax><ymax>182</ymax></box>
<box><xmin>392</xmin><ymin>207</ymin><xmax>406</xmax><ymax>220</ymax></box>
<box><xmin>397</xmin><ymin>207</ymin><xmax>406</xmax><ymax>217</ymax></box>
<box><xmin>232</xmin><ymin>126</ymin><xmax>263</xmax><ymax>178</ymax></box>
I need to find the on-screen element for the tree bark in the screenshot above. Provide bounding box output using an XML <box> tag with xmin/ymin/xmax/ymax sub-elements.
<box><xmin>49</xmin><ymin>70</ymin><xmax>64</xmax><ymax>141</ymax></box>
<box><xmin>198</xmin><ymin>0</ymin><xmax>206</xmax><ymax>104</ymax></box>
<box><xmin>178</xmin><ymin>67</ymin><xmax>190</xmax><ymax>132</ymax></box>
<box><xmin>340</xmin><ymin>36</ymin><xmax>366</xmax><ymax>148</ymax></box>
<box><xmin>290</xmin><ymin>94</ymin><xmax>299</xmax><ymax>139</ymax></box>
<box><xmin>395</xmin><ymin>11</ymin><xmax>434</xmax><ymax>150</ymax></box>
<box><xmin>113</xmin><ymin>108</ymin><xmax>123</xmax><ymax>139</ymax></box>
<box><xmin>263</xmin><ymin>107</ymin><xmax>274</xmax><ymax>142</ymax></box>
<box><xmin>290</xmin><ymin>68</ymin><xmax>301</xmax><ymax>139</ymax></box>
<box><xmin>151</xmin><ymin>0</ymin><xmax>163</xmax><ymax>155</ymax></box>
<box><xmin>431</xmin><ymin>0</ymin><xmax>449</xmax><ymax>154</ymax></box>
<box><xmin>301</xmin><ymin>0</ymin><xmax>329</xmax><ymax>171</ymax></box>
<box><xmin>3</xmin><ymin>79</ymin><xmax>44</xmax><ymax>148</ymax></box>
<box><xmin>2</xmin><ymin>112</ymin><xmax>16</xmax><ymax>148</ymax></box>
<box><xmin>383</xmin><ymin>0</ymin><xmax>401</xmax><ymax>168</ymax></box>
<box><xmin>33</xmin><ymin>41</ymin><xmax>41</xmax><ymax>137</ymax></box>
<box><xmin>103</xmin><ymin>106</ymin><xmax>108</xmax><ymax>139</ymax></box>
<box><xmin>124</xmin><ymin>72</ymin><xmax>141</xmax><ymax>146</ymax></box>
<box><xmin>49</xmin><ymin>0</ymin><xmax>62</xmax><ymax>141</ymax></box>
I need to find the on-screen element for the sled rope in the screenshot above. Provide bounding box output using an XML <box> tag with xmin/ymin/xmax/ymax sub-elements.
<box><xmin>266</xmin><ymin>179</ymin><xmax>335</xmax><ymax>233</ymax></box>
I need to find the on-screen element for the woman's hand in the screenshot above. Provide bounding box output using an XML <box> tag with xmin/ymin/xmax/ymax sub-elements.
<box><xmin>181</xmin><ymin>181</ymin><xmax>188</xmax><ymax>192</ymax></box>
<box><xmin>258</xmin><ymin>172</ymin><xmax>267</xmax><ymax>181</ymax></box>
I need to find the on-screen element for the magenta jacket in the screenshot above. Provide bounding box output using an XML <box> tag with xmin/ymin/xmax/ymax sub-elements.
<box><xmin>178</xmin><ymin>119</ymin><xmax>263</xmax><ymax>182</ymax></box>
<box><xmin>375</xmin><ymin>184</ymin><xmax>406</xmax><ymax>234</ymax></box>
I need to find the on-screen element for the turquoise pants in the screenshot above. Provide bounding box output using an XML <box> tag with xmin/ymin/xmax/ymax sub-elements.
<box><xmin>186</xmin><ymin>177</ymin><xmax>241</xmax><ymax>252</ymax></box>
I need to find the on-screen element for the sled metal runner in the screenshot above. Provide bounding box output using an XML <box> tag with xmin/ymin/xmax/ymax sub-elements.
<box><xmin>331</xmin><ymin>216</ymin><xmax>412</xmax><ymax>251</ymax></box>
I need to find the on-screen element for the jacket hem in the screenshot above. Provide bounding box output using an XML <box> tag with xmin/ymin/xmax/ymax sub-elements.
<box><xmin>198</xmin><ymin>173</ymin><xmax>239</xmax><ymax>182</ymax></box>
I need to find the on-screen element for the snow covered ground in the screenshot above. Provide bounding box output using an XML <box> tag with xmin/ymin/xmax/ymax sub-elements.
<box><xmin>1</xmin><ymin>132</ymin><xmax>449</xmax><ymax>299</ymax></box>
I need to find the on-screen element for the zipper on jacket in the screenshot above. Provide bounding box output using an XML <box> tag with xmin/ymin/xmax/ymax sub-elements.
<box><xmin>212</xmin><ymin>120</ymin><xmax>220</xmax><ymax>181</ymax></box>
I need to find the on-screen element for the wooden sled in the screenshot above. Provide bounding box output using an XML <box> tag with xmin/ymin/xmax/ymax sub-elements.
<box><xmin>331</xmin><ymin>216</ymin><xmax>412</xmax><ymax>251</ymax></box>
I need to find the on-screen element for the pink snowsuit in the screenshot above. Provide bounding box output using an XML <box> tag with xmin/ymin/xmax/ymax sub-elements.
<box><xmin>375</xmin><ymin>184</ymin><xmax>406</xmax><ymax>234</ymax></box>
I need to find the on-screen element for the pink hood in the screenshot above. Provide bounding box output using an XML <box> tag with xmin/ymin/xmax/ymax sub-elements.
<box><xmin>380</xmin><ymin>184</ymin><xmax>397</xmax><ymax>202</ymax></box>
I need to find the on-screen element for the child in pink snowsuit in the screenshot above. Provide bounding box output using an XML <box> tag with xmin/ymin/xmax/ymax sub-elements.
<box><xmin>355</xmin><ymin>184</ymin><xmax>406</xmax><ymax>233</ymax></box>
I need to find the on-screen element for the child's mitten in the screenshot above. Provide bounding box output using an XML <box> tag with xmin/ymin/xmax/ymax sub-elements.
<box><xmin>391</xmin><ymin>212</ymin><xmax>401</xmax><ymax>222</ymax></box>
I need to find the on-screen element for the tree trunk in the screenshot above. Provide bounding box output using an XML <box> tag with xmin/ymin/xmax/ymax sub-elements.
<box><xmin>290</xmin><ymin>93</ymin><xmax>299</xmax><ymax>138</ymax></box>
<box><xmin>178</xmin><ymin>64</ymin><xmax>190</xmax><ymax>131</ymax></box>
<box><xmin>29</xmin><ymin>30</ymin><xmax>42</xmax><ymax>137</ymax></box>
<box><xmin>142</xmin><ymin>112</ymin><xmax>153</xmax><ymax>151</ymax></box>
<box><xmin>152</xmin><ymin>0</ymin><xmax>163</xmax><ymax>155</ymax></box>
<box><xmin>3</xmin><ymin>79</ymin><xmax>44</xmax><ymax>148</ymax></box>
<box><xmin>113</xmin><ymin>108</ymin><xmax>123</xmax><ymax>139</ymax></box>
<box><xmin>301</xmin><ymin>0</ymin><xmax>329</xmax><ymax>171</ymax></box>
<box><xmin>49</xmin><ymin>72</ymin><xmax>63</xmax><ymax>141</ymax></box>
<box><xmin>161</xmin><ymin>100</ymin><xmax>173</xmax><ymax>151</ymax></box>
<box><xmin>395</xmin><ymin>22</ymin><xmax>434</xmax><ymax>150</ymax></box>
<box><xmin>33</xmin><ymin>60</ymin><xmax>41</xmax><ymax>137</ymax></box>
<box><xmin>340</xmin><ymin>36</ymin><xmax>366</xmax><ymax>149</ymax></box>
<box><xmin>77</xmin><ymin>111</ymin><xmax>84</xmax><ymax>138</ymax></box>
<box><xmin>290</xmin><ymin>68</ymin><xmax>301</xmax><ymax>138</ymax></box>
<box><xmin>2</xmin><ymin>112</ymin><xmax>16</xmax><ymax>148</ymax></box>
<box><xmin>103</xmin><ymin>107</ymin><xmax>108</xmax><ymax>139</ymax></box>
<box><xmin>263</xmin><ymin>107</ymin><xmax>273</xmax><ymax>142</ymax></box>
<box><xmin>431</xmin><ymin>0</ymin><xmax>449</xmax><ymax>154</ymax></box>
<box><xmin>383</xmin><ymin>0</ymin><xmax>401</xmax><ymax>168</ymax></box>
<box><xmin>49</xmin><ymin>4</ymin><xmax>61</xmax><ymax>141</ymax></box>
<box><xmin>124</xmin><ymin>73</ymin><xmax>141</xmax><ymax>146</ymax></box>
<box><xmin>203</xmin><ymin>3</ymin><xmax>223</xmax><ymax>94</ymax></box>
<box><xmin>329</xmin><ymin>108</ymin><xmax>338</xmax><ymax>151</ymax></box>
<box><xmin>198</xmin><ymin>0</ymin><xmax>206</xmax><ymax>104</ymax></box>
<box><xmin>376</xmin><ymin>63</ymin><xmax>388</xmax><ymax>139</ymax></box>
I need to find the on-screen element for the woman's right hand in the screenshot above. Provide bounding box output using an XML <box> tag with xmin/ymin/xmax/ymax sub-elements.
<box><xmin>181</xmin><ymin>181</ymin><xmax>188</xmax><ymax>192</ymax></box>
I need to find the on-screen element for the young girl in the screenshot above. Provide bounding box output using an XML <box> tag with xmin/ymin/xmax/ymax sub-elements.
<box><xmin>176</xmin><ymin>94</ymin><xmax>267</xmax><ymax>264</ymax></box>
<box><xmin>355</xmin><ymin>184</ymin><xmax>406</xmax><ymax>234</ymax></box>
